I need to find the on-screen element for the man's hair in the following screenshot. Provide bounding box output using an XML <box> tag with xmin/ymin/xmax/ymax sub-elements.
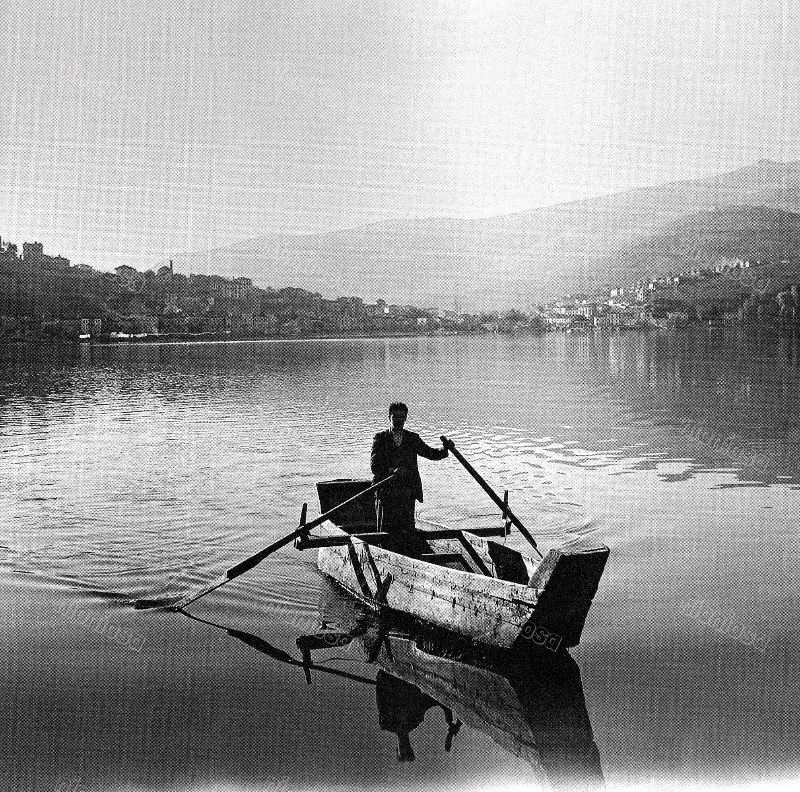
<box><xmin>388</xmin><ymin>401</ymin><xmax>408</xmax><ymax>415</ymax></box>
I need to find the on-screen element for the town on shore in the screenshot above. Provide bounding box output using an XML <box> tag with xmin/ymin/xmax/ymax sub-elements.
<box><xmin>542</xmin><ymin>256</ymin><xmax>800</xmax><ymax>331</ymax></box>
<box><xmin>1</xmin><ymin>236</ymin><xmax>799</xmax><ymax>343</ymax></box>
<box><xmin>0</xmin><ymin>237</ymin><xmax>530</xmax><ymax>341</ymax></box>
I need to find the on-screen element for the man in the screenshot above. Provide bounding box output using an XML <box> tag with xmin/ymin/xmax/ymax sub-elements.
<box><xmin>370</xmin><ymin>402</ymin><xmax>448</xmax><ymax>552</ymax></box>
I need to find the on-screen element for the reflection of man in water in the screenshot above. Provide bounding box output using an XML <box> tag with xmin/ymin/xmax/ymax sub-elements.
<box><xmin>376</xmin><ymin>671</ymin><xmax>460</xmax><ymax>762</ymax></box>
<box><xmin>370</xmin><ymin>402</ymin><xmax>448</xmax><ymax>552</ymax></box>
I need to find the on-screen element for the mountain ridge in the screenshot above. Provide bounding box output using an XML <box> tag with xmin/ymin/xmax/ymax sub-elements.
<box><xmin>170</xmin><ymin>160</ymin><xmax>800</xmax><ymax>308</ymax></box>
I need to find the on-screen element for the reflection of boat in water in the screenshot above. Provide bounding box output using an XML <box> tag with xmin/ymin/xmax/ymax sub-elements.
<box><xmin>354</xmin><ymin>626</ymin><xmax>604</xmax><ymax>789</ymax></box>
<box><xmin>182</xmin><ymin>587</ymin><xmax>604</xmax><ymax>791</ymax></box>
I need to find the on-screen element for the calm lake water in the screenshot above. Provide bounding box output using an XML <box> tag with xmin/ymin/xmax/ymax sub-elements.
<box><xmin>2</xmin><ymin>330</ymin><xmax>799</xmax><ymax>791</ymax></box>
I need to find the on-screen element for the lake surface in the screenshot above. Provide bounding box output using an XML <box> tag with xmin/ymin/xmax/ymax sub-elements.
<box><xmin>2</xmin><ymin>329</ymin><xmax>799</xmax><ymax>791</ymax></box>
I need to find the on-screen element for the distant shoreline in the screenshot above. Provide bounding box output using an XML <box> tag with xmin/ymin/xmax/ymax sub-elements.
<box><xmin>1</xmin><ymin>328</ymin><xmax>517</xmax><ymax>347</ymax></box>
<box><xmin>93</xmin><ymin>332</ymin><xmax>458</xmax><ymax>346</ymax></box>
<box><xmin>5</xmin><ymin>321</ymin><xmax>799</xmax><ymax>349</ymax></box>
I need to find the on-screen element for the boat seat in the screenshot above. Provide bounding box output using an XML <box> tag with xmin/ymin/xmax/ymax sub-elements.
<box><xmin>419</xmin><ymin>552</ymin><xmax>468</xmax><ymax>568</ymax></box>
<box><xmin>338</xmin><ymin>521</ymin><xmax>379</xmax><ymax>535</ymax></box>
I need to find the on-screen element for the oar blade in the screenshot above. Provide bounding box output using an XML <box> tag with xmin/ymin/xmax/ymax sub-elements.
<box><xmin>170</xmin><ymin>575</ymin><xmax>230</xmax><ymax>610</ymax></box>
<box><xmin>227</xmin><ymin>629</ymin><xmax>298</xmax><ymax>663</ymax></box>
<box><xmin>132</xmin><ymin>595</ymin><xmax>184</xmax><ymax>610</ymax></box>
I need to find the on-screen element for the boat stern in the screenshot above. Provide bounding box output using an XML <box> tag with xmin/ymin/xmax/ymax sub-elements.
<box><xmin>521</xmin><ymin>541</ymin><xmax>610</xmax><ymax>650</ymax></box>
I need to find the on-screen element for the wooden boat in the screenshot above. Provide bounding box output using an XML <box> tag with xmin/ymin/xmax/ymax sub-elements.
<box><xmin>300</xmin><ymin>479</ymin><xmax>610</xmax><ymax>652</ymax></box>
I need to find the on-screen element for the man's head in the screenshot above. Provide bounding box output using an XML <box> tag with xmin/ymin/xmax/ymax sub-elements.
<box><xmin>388</xmin><ymin>401</ymin><xmax>408</xmax><ymax>430</ymax></box>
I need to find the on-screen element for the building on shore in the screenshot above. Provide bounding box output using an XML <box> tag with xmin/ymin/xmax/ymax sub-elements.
<box><xmin>23</xmin><ymin>242</ymin><xmax>70</xmax><ymax>270</ymax></box>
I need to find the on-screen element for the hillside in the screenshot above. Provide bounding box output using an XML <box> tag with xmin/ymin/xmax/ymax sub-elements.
<box><xmin>613</xmin><ymin>205</ymin><xmax>800</xmax><ymax>283</ymax></box>
<box><xmin>169</xmin><ymin>160</ymin><xmax>800</xmax><ymax>308</ymax></box>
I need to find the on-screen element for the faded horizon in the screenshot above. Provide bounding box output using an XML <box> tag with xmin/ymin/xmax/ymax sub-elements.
<box><xmin>2</xmin><ymin>0</ymin><xmax>799</xmax><ymax>271</ymax></box>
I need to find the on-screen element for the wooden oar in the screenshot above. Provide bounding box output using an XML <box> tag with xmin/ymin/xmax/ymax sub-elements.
<box><xmin>440</xmin><ymin>436</ymin><xmax>543</xmax><ymax>558</ymax></box>
<box><xmin>169</xmin><ymin>472</ymin><xmax>399</xmax><ymax>610</ymax></box>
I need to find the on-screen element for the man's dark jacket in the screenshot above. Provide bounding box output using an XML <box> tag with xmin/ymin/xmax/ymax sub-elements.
<box><xmin>371</xmin><ymin>429</ymin><xmax>447</xmax><ymax>503</ymax></box>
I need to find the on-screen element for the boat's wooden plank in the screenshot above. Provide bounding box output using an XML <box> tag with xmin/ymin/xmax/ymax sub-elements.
<box><xmin>300</xmin><ymin>526</ymin><xmax>507</xmax><ymax>550</ymax></box>
<box><xmin>454</xmin><ymin>534</ymin><xmax>493</xmax><ymax>577</ymax></box>
<box><xmin>297</xmin><ymin>531</ymin><xmax>391</xmax><ymax>549</ymax></box>
<box><xmin>417</xmin><ymin>518</ymin><xmax>508</xmax><ymax>539</ymax></box>
<box><xmin>425</xmin><ymin>525</ymin><xmax>508</xmax><ymax>539</ymax></box>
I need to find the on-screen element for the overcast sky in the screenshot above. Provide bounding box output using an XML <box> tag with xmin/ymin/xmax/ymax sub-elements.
<box><xmin>1</xmin><ymin>0</ymin><xmax>799</xmax><ymax>270</ymax></box>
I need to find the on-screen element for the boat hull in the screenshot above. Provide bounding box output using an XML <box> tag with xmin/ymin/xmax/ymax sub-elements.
<box><xmin>317</xmin><ymin>530</ymin><xmax>608</xmax><ymax>651</ymax></box>
<box><xmin>318</xmin><ymin>533</ymin><xmax>542</xmax><ymax>649</ymax></box>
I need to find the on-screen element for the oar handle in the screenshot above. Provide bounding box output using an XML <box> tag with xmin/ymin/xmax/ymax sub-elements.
<box><xmin>440</xmin><ymin>436</ymin><xmax>542</xmax><ymax>557</ymax></box>
<box><xmin>225</xmin><ymin>527</ymin><xmax>307</xmax><ymax>579</ymax></box>
<box><xmin>225</xmin><ymin>472</ymin><xmax>399</xmax><ymax>579</ymax></box>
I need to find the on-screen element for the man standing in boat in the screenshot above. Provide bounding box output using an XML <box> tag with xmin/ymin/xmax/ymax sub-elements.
<box><xmin>371</xmin><ymin>402</ymin><xmax>449</xmax><ymax>551</ymax></box>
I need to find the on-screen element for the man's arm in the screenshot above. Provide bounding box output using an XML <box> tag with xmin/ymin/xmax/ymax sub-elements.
<box><xmin>413</xmin><ymin>433</ymin><xmax>449</xmax><ymax>461</ymax></box>
<box><xmin>371</xmin><ymin>432</ymin><xmax>391</xmax><ymax>479</ymax></box>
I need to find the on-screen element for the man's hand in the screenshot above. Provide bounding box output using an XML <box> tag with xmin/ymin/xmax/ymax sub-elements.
<box><xmin>440</xmin><ymin>435</ymin><xmax>453</xmax><ymax>453</ymax></box>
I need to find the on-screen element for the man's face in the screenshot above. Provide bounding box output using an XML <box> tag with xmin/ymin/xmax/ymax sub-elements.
<box><xmin>389</xmin><ymin>409</ymin><xmax>407</xmax><ymax>429</ymax></box>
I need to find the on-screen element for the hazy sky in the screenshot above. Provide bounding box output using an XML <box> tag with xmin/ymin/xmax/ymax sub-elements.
<box><xmin>1</xmin><ymin>0</ymin><xmax>799</xmax><ymax>270</ymax></box>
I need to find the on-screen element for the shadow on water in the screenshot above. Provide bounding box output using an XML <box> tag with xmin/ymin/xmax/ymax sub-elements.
<box><xmin>181</xmin><ymin>585</ymin><xmax>605</xmax><ymax>792</ymax></box>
